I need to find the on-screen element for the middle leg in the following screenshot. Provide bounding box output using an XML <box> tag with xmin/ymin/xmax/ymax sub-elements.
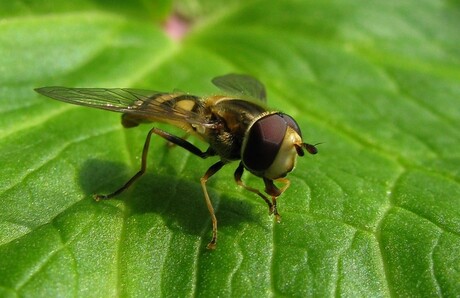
<box><xmin>200</xmin><ymin>160</ymin><xmax>226</xmax><ymax>250</ymax></box>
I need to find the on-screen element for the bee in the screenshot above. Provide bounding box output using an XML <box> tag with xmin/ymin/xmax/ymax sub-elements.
<box><xmin>35</xmin><ymin>74</ymin><xmax>318</xmax><ymax>249</ymax></box>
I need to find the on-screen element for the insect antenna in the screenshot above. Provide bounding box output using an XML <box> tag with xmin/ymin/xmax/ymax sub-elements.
<box><xmin>302</xmin><ymin>142</ymin><xmax>322</xmax><ymax>155</ymax></box>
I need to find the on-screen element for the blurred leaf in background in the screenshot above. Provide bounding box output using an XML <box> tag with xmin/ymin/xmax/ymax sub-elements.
<box><xmin>1</xmin><ymin>0</ymin><xmax>459</xmax><ymax>297</ymax></box>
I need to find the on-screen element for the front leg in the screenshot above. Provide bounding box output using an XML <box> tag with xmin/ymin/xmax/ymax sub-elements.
<box><xmin>263</xmin><ymin>178</ymin><xmax>290</xmax><ymax>223</ymax></box>
<box><xmin>234</xmin><ymin>162</ymin><xmax>277</xmax><ymax>215</ymax></box>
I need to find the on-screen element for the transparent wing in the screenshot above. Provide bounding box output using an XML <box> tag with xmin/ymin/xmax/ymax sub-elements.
<box><xmin>35</xmin><ymin>87</ymin><xmax>216</xmax><ymax>127</ymax></box>
<box><xmin>211</xmin><ymin>74</ymin><xmax>267</xmax><ymax>103</ymax></box>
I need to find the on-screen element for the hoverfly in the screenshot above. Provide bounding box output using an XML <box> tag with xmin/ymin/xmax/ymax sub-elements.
<box><xmin>35</xmin><ymin>74</ymin><xmax>318</xmax><ymax>249</ymax></box>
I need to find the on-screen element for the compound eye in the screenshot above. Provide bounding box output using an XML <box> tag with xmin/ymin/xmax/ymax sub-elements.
<box><xmin>242</xmin><ymin>114</ymin><xmax>287</xmax><ymax>173</ymax></box>
<box><xmin>280</xmin><ymin>113</ymin><xmax>302</xmax><ymax>137</ymax></box>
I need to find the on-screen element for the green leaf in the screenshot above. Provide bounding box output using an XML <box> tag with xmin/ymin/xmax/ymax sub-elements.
<box><xmin>1</xmin><ymin>0</ymin><xmax>460</xmax><ymax>297</ymax></box>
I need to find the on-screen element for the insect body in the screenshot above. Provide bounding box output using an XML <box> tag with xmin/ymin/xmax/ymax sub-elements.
<box><xmin>35</xmin><ymin>74</ymin><xmax>318</xmax><ymax>249</ymax></box>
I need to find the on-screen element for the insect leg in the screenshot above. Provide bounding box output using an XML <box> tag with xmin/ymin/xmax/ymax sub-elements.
<box><xmin>153</xmin><ymin>129</ymin><xmax>214</xmax><ymax>158</ymax></box>
<box><xmin>263</xmin><ymin>178</ymin><xmax>291</xmax><ymax>223</ymax></box>
<box><xmin>95</xmin><ymin>127</ymin><xmax>213</xmax><ymax>200</ymax></box>
<box><xmin>233</xmin><ymin>162</ymin><xmax>275</xmax><ymax>215</ymax></box>
<box><xmin>274</xmin><ymin>177</ymin><xmax>290</xmax><ymax>194</ymax></box>
<box><xmin>200</xmin><ymin>160</ymin><xmax>226</xmax><ymax>250</ymax></box>
<box><xmin>167</xmin><ymin>133</ymin><xmax>189</xmax><ymax>148</ymax></box>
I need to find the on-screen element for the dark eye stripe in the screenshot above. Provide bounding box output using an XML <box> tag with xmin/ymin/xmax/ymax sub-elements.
<box><xmin>242</xmin><ymin>114</ymin><xmax>287</xmax><ymax>172</ymax></box>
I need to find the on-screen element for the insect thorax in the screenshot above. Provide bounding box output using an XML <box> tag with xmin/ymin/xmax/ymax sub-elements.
<box><xmin>206</xmin><ymin>98</ymin><xmax>267</xmax><ymax>161</ymax></box>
